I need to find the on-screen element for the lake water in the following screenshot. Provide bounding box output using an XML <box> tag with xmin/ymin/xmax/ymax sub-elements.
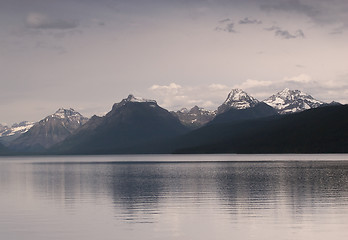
<box><xmin>1</xmin><ymin>154</ymin><xmax>348</xmax><ymax>240</ymax></box>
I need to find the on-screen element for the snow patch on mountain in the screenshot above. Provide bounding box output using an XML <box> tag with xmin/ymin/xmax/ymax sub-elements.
<box><xmin>50</xmin><ymin>108</ymin><xmax>86</xmax><ymax>120</ymax></box>
<box><xmin>112</xmin><ymin>94</ymin><xmax>158</xmax><ymax>112</ymax></box>
<box><xmin>0</xmin><ymin>121</ymin><xmax>35</xmax><ymax>138</ymax></box>
<box><xmin>0</xmin><ymin>124</ymin><xmax>8</xmax><ymax>133</ymax></box>
<box><xmin>125</xmin><ymin>94</ymin><xmax>157</xmax><ymax>103</ymax></box>
<box><xmin>177</xmin><ymin>108</ymin><xmax>189</xmax><ymax>114</ymax></box>
<box><xmin>217</xmin><ymin>89</ymin><xmax>259</xmax><ymax>114</ymax></box>
<box><xmin>263</xmin><ymin>88</ymin><xmax>325</xmax><ymax>114</ymax></box>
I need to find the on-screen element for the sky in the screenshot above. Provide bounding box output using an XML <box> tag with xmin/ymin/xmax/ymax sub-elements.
<box><xmin>1</xmin><ymin>0</ymin><xmax>348</xmax><ymax>124</ymax></box>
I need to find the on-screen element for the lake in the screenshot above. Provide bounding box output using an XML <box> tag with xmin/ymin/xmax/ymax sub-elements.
<box><xmin>1</xmin><ymin>154</ymin><xmax>348</xmax><ymax>240</ymax></box>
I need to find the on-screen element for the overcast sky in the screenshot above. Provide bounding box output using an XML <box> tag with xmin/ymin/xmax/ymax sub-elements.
<box><xmin>1</xmin><ymin>0</ymin><xmax>348</xmax><ymax>124</ymax></box>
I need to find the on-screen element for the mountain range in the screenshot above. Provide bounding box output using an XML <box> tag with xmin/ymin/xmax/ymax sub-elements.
<box><xmin>172</xmin><ymin>106</ymin><xmax>215</xmax><ymax>129</ymax></box>
<box><xmin>8</xmin><ymin>108</ymin><xmax>88</xmax><ymax>152</ymax></box>
<box><xmin>0</xmin><ymin>88</ymin><xmax>345</xmax><ymax>155</ymax></box>
<box><xmin>51</xmin><ymin>95</ymin><xmax>189</xmax><ymax>154</ymax></box>
<box><xmin>0</xmin><ymin>121</ymin><xmax>34</xmax><ymax>143</ymax></box>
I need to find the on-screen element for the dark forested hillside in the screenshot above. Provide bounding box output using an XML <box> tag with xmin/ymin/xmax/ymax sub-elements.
<box><xmin>174</xmin><ymin>105</ymin><xmax>348</xmax><ymax>153</ymax></box>
<box><xmin>210</xmin><ymin>102</ymin><xmax>278</xmax><ymax>124</ymax></box>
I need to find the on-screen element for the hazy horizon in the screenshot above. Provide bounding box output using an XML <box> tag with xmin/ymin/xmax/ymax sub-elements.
<box><xmin>1</xmin><ymin>0</ymin><xmax>347</xmax><ymax>124</ymax></box>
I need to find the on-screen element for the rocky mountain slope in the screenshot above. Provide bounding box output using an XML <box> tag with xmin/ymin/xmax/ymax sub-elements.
<box><xmin>0</xmin><ymin>121</ymin><xmax>35</xmax><ymax>143</ymax></box>
<box><xmin>211</xmin><ymin>102</ymin><xmax>278</xmax><ymax>124</ymax></box>
<box><xmin>9</xmin><ymin>108</ymin><xmax>88</xmax><ymax>152</ymax></box>
<box><xmin>51</xmin><ymin>95</ymin><xmax>189</xmax><ymax>154</ymax></box>
<box><xmin>172</xmin><ymin>106</ymin><xmax>216</xmax><ymax>128</ymax></box>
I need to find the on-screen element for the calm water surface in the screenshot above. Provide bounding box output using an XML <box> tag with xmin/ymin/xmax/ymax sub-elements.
<box><xmin>1</xmin><ymin>154</ymin><xmax>348</xmax><ymax>240</ymax></box>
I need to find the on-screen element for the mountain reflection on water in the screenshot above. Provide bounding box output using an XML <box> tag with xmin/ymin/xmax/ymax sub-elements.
<box><xmin>1</xmin><ymin>156</ymin><xmax>348</xmax><ymax>240</ymax></box>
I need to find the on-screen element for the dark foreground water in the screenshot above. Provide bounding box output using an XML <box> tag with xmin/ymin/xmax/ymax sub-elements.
<box><xmin>1</xmin><ymin>154</ymin><xmax>348</xmax><ymax>240</ymax></box>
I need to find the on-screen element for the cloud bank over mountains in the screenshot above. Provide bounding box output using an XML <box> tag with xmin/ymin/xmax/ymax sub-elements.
<box><xmin>148</xmin><ymin>72</ymin><xmax>346</xmax><ymax>111</ymax></box>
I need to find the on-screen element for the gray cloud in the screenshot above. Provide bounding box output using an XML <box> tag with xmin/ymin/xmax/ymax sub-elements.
<box><xmin>215</xmin><ymin>22</ymin><xmax>236</xmax><ymax>33</ymax></box>
<box><xmin>260</xmin><ymin>0</ymin><xmax>315</xmax><ymax>15</ymax></box>
<box><xmin>219</xmin><ymin>18</ymin><xmax>231</xmax><ymax>23</ymax></box>
<box><xmin>260</xmin><ymin>0</ymin><xmax>348</xmax><ymax>29</ymax></box>
<box><xmin>239</xmin><ymin>17</ymin><xmax>262</xmax><ymax>24</ymax></box>
<box><xmin>26</xmin><ymin>13</ymin><xmax>78</xmax><ymax>30</ymax></box>
<box><xmin>275</xmin><ymin>29</ymin><xmax>304</xmax><ymax>39</ymax></box>
<box><xmin>265</xmin><ymin>25</ymin><xmax>305</xmax><ymax>39</ymax></box>
<box><xmin>216</xmin><ymin>16</ymin><xmax>263</xmax><ymax>34</ymax></box>
<box><xmin>264</xmin><ymin>25</ymin><xmax>279</xmax><ymax>31</ymax></box>
<box><xmin>295</xmin><ymin>29</ymin><xmax>305</xmax><ymax>37</ymax></box>
<box><xmin>225</xmin><ymin>23</ymin><xmax>236</xmax><ymax>33</ymax></box>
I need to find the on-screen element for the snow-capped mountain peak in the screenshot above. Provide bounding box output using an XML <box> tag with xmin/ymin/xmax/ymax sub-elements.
<box><xmin>112</xmin><ymin>94</ymin><xmax>158</xmax><ymax>111</ymax></box>
<box><xmin>125</xmin><ymin>94</ymin><xmax>157</xmax><ymax>104</ymax></box>
<box><xmin>278</xmin><ymin>88</ymin><xmax>307</xmax><ymax>99</ymax></box>
<box><xmin>39</xmin><ymin>108</ymin><xmax>89</xmax><ymax>128</ymax></box>
<box><xmin>9</xmin><ymin>109</ymin><xmax>89</xmax><ymax>151</ymax></box>
<box><xmin>178</xmin><ymin>108</ymin><xmax>189</xmax><ymax>114</ymax></box>
<box><xmin>50</xmin><ymin>108</ymin><xmax>83</xmax><ymax>119</ymax></box>
<box><xmin>263</xmin><ymin>88</ymin><xmax>325</xmax><ymax>114</ymax></box>
<box><xmin>0</xmin><ymin>121</ymin><xmax>35</xmax><ymax>138</ymax></box>
<box><xmin>217</xmin><ymin>89</ymin><xmax>259</xmax><ymax>114</ymax></box>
